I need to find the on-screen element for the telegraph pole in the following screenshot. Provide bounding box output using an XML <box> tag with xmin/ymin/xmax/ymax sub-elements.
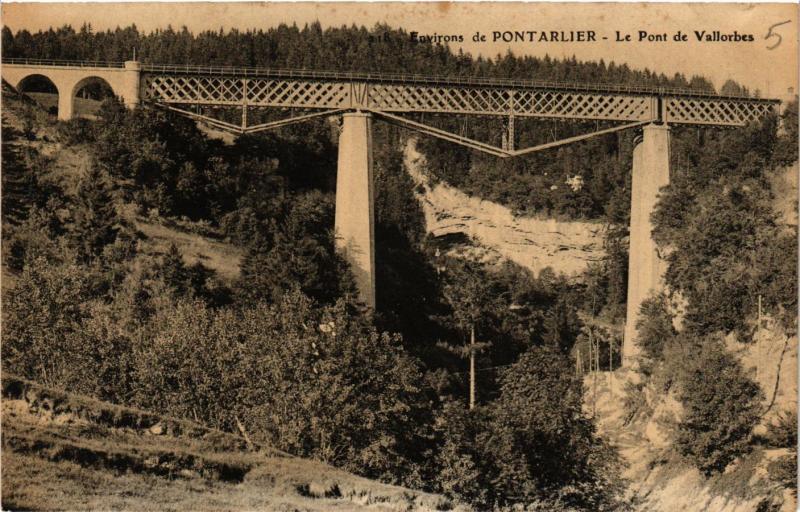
<box><xmin>469</xmin><ymin>325</ymin><xmax>476</xmax><ymax>410</ymax></box>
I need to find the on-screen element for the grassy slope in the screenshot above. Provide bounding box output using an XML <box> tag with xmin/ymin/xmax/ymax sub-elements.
<box><xmin>1</xmin><ymin>92</ymin><xmax>462</xmax><ymax>511</ymax></box>
<box><xmin>2</xmin><ymin>88</ymin><xmax>243</xmax><ymax>286</ymax></box>
<box><xmin>2</xmin><ymin>376</ymin><xmax>463</xmax><ymax>511</ymax></box>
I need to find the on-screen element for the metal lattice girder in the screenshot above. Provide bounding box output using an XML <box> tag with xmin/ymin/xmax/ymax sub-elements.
<box><xmin>246</xmin><ymin>79</ymin><xmax>351</xmax><ymax>108</ymax></box>
<box><xmin>142</xmin><ymin>75</ymin><xmax>245</xmax><ymax>105</ymax></box>
<box><xmin>145</xmin><ymin>75</ymin><xmax>658</xmax><ymax>122</ymax></box>
<box><xmin>514</xmin><ymin>90</ymin><xmax>653</xmax><ymax>121</ymax></box>
<box><xmin>665</xmin><ymin>97</ymin><xmax>777</xmax><ymax>126</ymax></box>
<box><xmin>368</xmin><ymin>84</ymin><xmax>655</xmax><ymax>122</ymax></box>
<box><xmin>142</xmin><ymin>73</ymin><xmax>777</xmax><ymax>127</ymax></box>
<box><xmin>143</xmin><ymin>74</ymin><xmax>353</xmax><ymax>109</ymax></box>
<box><xmin>0</xmin><ymin>59</ymin><xmax>779</xmax><ymax>128</ymax></box>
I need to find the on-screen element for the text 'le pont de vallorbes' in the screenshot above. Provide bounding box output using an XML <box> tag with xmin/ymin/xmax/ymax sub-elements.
<box><xmin>405</xmin><ymin>30</ymin><xmax>756</xmax><ymax>44</ymax></box>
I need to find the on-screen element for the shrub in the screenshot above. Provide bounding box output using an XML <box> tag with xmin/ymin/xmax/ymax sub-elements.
<box><xmin>132</xmin><ymin>292</ymin><xmax>430</xmax><ymax>485</ymax></box>
<box><xmin>2</xmin><ymin>206</ymin><xmax>68</xmax><ymax>272</ymax></box>
<box><xmin>2</xmin><ymin>257</ymin><xmax>92</xmax><ymax>387</ymax></box>
<box><xmin>56</xmin><ymin>118</ymin><xmax>96</xmax><ymax>145</ymax></box>
<box><xmin>675</xmin><ymin>337</ymin><xmax>764</xmax><ymax>475</ymax></box>
<box><xmin>764</xmin><ymin>411</ymin><xmax>798</xmax><ymax>449</ymax></box>
<box><xmin>771</xmin><ymin>98</ymin><xmax>798</xmax><ymax>167</ymax></box>
<box><xmin>432</xmin><ymin>400</ymin><xmax>493</xmax><ymax>508</ymax></box>
<box><xmin>61</xmin><ymin>303</ymin><xmax>136</xmax><ymax>403</ymax></box>
<box><xmin>486</xmin><ymin>345</ymin><xmax>626</xmax><ymax>510</ymax></box>
<box><xmin>767</xmin><ymin>453</ymin><xmax>797</xmax><ymax>493</ymax></box>
<box><xmin>622</xmin><ymin>380</ymin><xmax>651</xmax><ymax>425</ymax></box>
<box><xmin>19</xmin><ymin>103</ymin><xmax>39</xmax><ymax>140</ymax></box>
<box><xmin>636</xmin><ymin>293</ymin><xmax>676</xmax><ymax>363</ymax></box>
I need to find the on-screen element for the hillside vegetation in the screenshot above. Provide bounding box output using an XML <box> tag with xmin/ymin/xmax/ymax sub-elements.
<box><xmin>2</xmin><ymin>374</ymin><xmax>464</xmax><ymax>511</ymax></box>
<box><xmin>2</xmin><ymin>22</ymin><xmax>797</xmax><ymax>512</ymax></box>
<box><xmin>1</xmin><ymin>81</ymin><xmax>628</xmax><ymax>510</ymax></box>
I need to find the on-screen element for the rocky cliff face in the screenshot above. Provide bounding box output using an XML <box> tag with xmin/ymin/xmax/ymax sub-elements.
<box><xmin>586</xmin><ymin>327</ymin><xmax>797</xmax><ymax>512</ymax></box>
<box><xmin>404</xmin><ymin>140</ymin><xmax>605</xmax><ymax>278</ymax></box>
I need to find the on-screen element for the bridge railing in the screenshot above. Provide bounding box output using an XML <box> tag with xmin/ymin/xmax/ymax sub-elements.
<box><xmin>141</xmin><ymin>62</ymin><xmax>773</xmax><ymax>101</ymax></box>
<box><xmin>1</xmin><ymin>57</ymin><xmax>779</xmax><ymax>103</ymax></box>
<box><xmin>2</xmin><ymin>57</ymin><xmax>126</xmax><ymax>69</ymax></box>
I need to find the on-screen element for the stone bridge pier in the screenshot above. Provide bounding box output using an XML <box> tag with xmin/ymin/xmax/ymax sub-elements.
<box><xmin>335</xmin><ymin>112</ymin><xmax>376</xmax><ymax>308</ymax></box>
<box><xmin>623</xmin><ymin>123</ymin><xmax>671</xmax><ymax>365</ymax></box>
<box><xmin>2</xmin><ymin>59</ymin><xmax>777</xmax><ymax>332</ymax></box>
<box><xmin>2</xmin><ymin>61</ymin><xmax>141</xmax><ymax>120</ymax></box>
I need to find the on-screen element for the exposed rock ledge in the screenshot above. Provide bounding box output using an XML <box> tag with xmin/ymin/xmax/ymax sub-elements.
<box><xmin>404</xmin><ymin>140</ymin><xmax>606</xmax><ymax>277</ymax></box>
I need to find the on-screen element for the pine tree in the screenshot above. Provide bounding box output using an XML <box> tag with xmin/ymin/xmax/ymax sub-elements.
<box><xmin>70</xmin><ymin>166</ymin><xmax>121</xmax><ymax>263</ymax></box>
<box><xmin>441</xmin><ymin>258</ymin><xmax>497</xmax><ymax>409</ymax></box>
<box><xmin>160</xmin><ymin>243</ymin><xmax>190</xmax><ymax>295</ymax></box>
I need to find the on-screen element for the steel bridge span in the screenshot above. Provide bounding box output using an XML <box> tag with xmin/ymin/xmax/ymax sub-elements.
<box><xmin>1</xmin><ymin>58</ymin><xmax>780</xmax><ymax>366</ymax></box>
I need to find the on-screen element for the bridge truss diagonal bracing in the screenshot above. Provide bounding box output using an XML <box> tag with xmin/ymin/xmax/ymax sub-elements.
<box><xmin>135</xmin><ymin>66</ymin><xmax>778</xmax><ymax>156</ymax></box>
<box><xmin>0</xmin><ymin>58</ymin><xmax>784</xmax><ymax>358</ymax></box>
<box><xmin>2</xmin><ymin>59</ymin><xmax>780</xmax><ymax>156</ymax></box>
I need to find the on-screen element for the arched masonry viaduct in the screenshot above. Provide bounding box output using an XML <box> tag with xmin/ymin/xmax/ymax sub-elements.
<box><xmin>1</xmin><ymin>59</ymin><xmax>779</xmax><ymax>367</ymax></box>
<box><xmin>2</xmin><ymin>61</ymin><xmax>141</xmax><ymax>120</ymax></box>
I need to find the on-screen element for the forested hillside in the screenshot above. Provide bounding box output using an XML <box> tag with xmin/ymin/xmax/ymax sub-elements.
<box><xmin>2</xmin><ymin>22</ymin><xmax>797</xmax><ymax>511</ymax></box>
<box><xmin>3</xmin><ymin>22</ymin><xmax>750</xmax><ymax>224</ymax></box>
<box><xmin>2</xmin><ymin>83</ymin><xmax>627</xmax><ymax>510</ymax></box>
<box><xmin>2</xmin><ymin>23</ymin><xmax>725</xmax><ymax>89</ymax></box>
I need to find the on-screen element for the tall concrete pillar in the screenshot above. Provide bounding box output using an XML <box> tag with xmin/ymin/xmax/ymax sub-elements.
<box><xmin>623</xmin><ymin>123</ymin><xmax>670</xmax><ymax>366</ymax></box>
<box><xmin>123</xmin><ymin>61</ymin><xmax>142</xmax><ymax>109</ymax></box>
<box><xmin>335</xmin><ymin>112</ymin><xmax>376</xmax><ymax>308</ymax></box>
<box><xmin>57</xmin><ymin>90</ymin><xmax>73</xmax><ymax>121</ymax></box>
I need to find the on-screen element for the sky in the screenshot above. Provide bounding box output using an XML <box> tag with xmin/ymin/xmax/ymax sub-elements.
<box><xmin>2</xmin><ymin>2</ymin><xmax>797</xmax><ymax>100</ymax></box>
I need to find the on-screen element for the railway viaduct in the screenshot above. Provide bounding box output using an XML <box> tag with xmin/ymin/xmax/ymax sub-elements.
<box><xmin>1</xmin><ymin>58</ymin><xmax>780</xmax><ymax>366</ymax></box>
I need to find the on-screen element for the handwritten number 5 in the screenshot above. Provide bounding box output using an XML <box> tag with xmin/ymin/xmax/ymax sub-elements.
<box><xmin>765</xmin><ymin>20</ymin><xmax>791</xmax><ymax>50</ymax></box>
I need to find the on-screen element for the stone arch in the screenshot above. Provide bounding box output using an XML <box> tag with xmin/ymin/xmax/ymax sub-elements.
<box><xmin>70</xmin><ymin>76</ymin><xmax>117</xmax><ymax>118</ymax></box>
<box><xmin>16</xmin><ymin>73</ymin><xmax>60</xmax><ymax>116</ymax></box>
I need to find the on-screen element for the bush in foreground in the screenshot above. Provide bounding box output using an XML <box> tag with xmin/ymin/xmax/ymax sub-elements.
<box><xmin>134</xmin><ymin>292</ymin><xmax>431</xmax><ymax>486</ymax></box>
<box><xmin>675</xmin><ymin>337</ymin><xmax>763</xmax><ymax>475</ymax></box>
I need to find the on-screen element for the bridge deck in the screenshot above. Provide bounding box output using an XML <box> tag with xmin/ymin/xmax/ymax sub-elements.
<box><xmin>2</xmin><ymin>57</ymin><xmax>778</xmax><ymax>102</ymax></box>
<box><xmin>2</xmin><ymin>58</ymin><xmax>779</xmax><ymax>127</ymax></box>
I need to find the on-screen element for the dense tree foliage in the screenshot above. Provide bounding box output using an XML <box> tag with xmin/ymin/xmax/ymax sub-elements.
<box><xmin>674</xmin><ymin>337</ymin><xmax>764</xmax><ymax>475</ymax></box>
<box><xmin>653</xmin><ymin>104</ymin><xmax>798</xmax><ymax>338</ymax></box>
<box><xmin>635</xmin><ymin>293</ymin><xmax>676</xmax><ymax>365</ymax></box>
<box><xmin>3</xmin><ymin>21</ymin><xmax>794</xmax><ymax>506</ymax></box>
<box><xmin>431</xmin><ymin>346</ymin><xmax>627</xmax><ymax>510</ymax></box>
<box><xmin>4</xmin><ymin>22</ymin><xmax>728</xmax><ymax>223</ymax></box>
<box><xmin>237</xmin><ymin>191</ymin><xmax>356</xmax><ymax>306</ymax></box>
<box><xmin>487</xmin><ymin>345</ymin><xmax>624</xmax><ymax>510</ymax></box>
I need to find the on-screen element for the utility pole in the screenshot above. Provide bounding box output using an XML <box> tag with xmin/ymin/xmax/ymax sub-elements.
<box><xmin>609</xmin><ymin>337</ymin><xmax>614</xmax><ymax>395</ymax></box>
<box><xmin>589</xmin><ymin>327</ymin><xmax>599</xmax><ymax>418</ymax></box>
<box><xmin>756</xmin><ymin>294</ymin><xmax>763</xmax><ymax>381</ymax></box>
<box><xmin>469</xmin><ymin>324</ymin><xmax>476</xmax><ymax>410</ymax></box>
